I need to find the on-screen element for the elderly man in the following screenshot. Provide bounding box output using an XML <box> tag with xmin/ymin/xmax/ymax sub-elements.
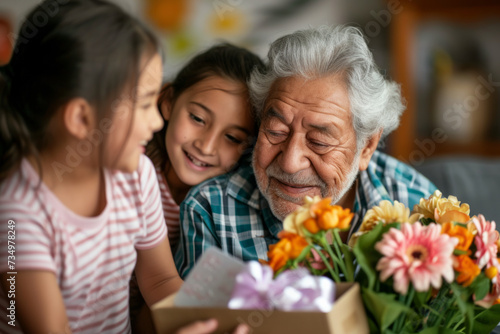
<box><xmin>174</xmin><ymin>25</ymin><xmax>437</xmax><ymax>278</ymax></box>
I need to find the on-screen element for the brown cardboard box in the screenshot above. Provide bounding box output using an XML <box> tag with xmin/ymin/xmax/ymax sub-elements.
<box><xmin>151</xmin><ymin>282</ymin><xmax>369</xmax><ymax>334</ymax></box>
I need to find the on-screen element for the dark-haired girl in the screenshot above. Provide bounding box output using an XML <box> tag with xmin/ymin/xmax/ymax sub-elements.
<box><xmin>147</xmin><ymin>44</ymin><xmax>264</xmax><ymax>251</ymax></box>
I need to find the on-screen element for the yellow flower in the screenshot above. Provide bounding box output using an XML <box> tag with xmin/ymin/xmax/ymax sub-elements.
<box><xmin>467</xmin><ymin>219</ymin><xmax>477</xmax><ymax>235</ymax></box>
<box><xmin>349</xmin><ymin>200</ymin><xmax>412</xmax><ymax>247</ymax></box>
<box><xmin>360</xmin><ymin>200</ymin><xmax>410</xmax><ymax>231</ymax></box>
<box><xmin>485</xmin><ymin>266</ymin><xmax>498</xmax><ymax>280</ymax></box>
<box><xmin>412</xmin><ymin>190</ymin><xmax>470</xmax><ymax>224</ymax></box>
<box><xmin>283</xmin><ymin>196</ymin><xmax>322</xmax><ymax>236</ymax></box>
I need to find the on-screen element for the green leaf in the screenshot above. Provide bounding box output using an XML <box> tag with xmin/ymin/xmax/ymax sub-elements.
<box><xmin>416</xmin><ymin>327</ymin><xmax>463</xmax><ymax>334</ymax></box>
<box><xmin>361</xmin><ymin>287</ymin><xmax>412</xmax><ymax>332</ymax></box>
<box><xmin>413</xmin><ymin>290</ymin><xmax>432</xmax><ymax>308</ymax></box>
<box><xmin>366</xmin><ymin>315</ymin><xmax>379</xmax><ymax>334</ymax></box>
<box><xmin>450</xmin><ymin>283</ymin><xmax>474</xmax><ymax>334</ymax></box>
<box><xmin>453</xmin><ymin>249</ymin><xmax>468</xmax><ymax>256</ymax></box>
<box><xmin>339</xmin><ymin>242</ymin><xmax>355</xmax><ymax>281</ymax></box>
<box><xmin>472</xmin><ymin>304</ymin><xmax>500</xmax><ymax>334</ymax></box>
<box><xmin>420</xmin><ymin>217</ymin><xmax>435</xmax><ymax>225</ymax></box>
<box><xmin>469</xmin><ymin>273</ymin><xmax>490</xmax><ymax>301</ymax></box>
<box><xmin>294</xmin><ymin>244</ymin><xmax>313</xmax><ymax>264</ymax></box>
<box><xmin>352</xmin><ymin>222</ymin><xmax>386</xmax><ymax>289</ymax></box>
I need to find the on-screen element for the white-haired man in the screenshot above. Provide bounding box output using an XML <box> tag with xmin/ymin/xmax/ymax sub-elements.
<box><xmin>174</xmin><ymin>25</ymin><xmax>437</xmax><ymax>278</ymax></box>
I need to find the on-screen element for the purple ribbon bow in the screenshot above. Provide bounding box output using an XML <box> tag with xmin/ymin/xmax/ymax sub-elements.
<box><xmin>228</xmin><ymin>261</ymin><xmax>335</xmax><ymax>312</ymax></box>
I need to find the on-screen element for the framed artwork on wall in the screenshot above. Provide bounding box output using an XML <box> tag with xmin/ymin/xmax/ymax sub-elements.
<box><xmin>389</xmin><ymin>0</ymin><xmax>500</xmax><ymax>163</ymax></box>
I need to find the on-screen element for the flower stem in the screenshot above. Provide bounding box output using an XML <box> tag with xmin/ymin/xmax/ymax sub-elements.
<box><xmin>393</xmin><ymin>284</ymin><xmax>414</xmax><ymax>332</ymax></box>
<box><xmin>452</xmin><ymin>316</ymin><xmax>465</xmax><ymax>331</ymax></box>
<box><xmin>321</xmin><ymin>236</ymin><xmax>346</xmax><ymax>275</ymax></box>
<box><xmin>333</xmin><ymin>229</ymin><xmax>354</xmax><ymax>281</ymax></box>
<box><xmin>308</xmin><ymin>240</ymin><xmax>341</xmax><ymax>282</ymax></box>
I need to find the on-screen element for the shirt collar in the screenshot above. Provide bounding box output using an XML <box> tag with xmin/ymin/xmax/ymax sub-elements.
<box><xmin>353</xmin><ymin>150</ymin><xmax>392</xmax><ymax>212</ymax></box>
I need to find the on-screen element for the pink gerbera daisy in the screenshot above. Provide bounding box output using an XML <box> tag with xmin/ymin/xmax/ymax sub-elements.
<box><xmin>375</xmin><ymin>222</ymin><xmax>458</xmax><ymax>295</ymax></box>
<box><xmin>473</xmin><ymin>215</ymin><xmax>499</xmax><ymax>269</ymax></box>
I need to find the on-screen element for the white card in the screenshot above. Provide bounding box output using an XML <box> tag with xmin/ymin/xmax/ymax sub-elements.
<box><xmin>174</xmin><ymin>247</ymin><xmax>246</xmax><ymax>307</ymax></box>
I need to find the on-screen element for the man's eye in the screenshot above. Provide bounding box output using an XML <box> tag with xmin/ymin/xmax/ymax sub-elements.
<box><xmin>308</xmin><ymin>140</ymin><xmax>335</xmax><ymax>154</ymax></box>
<box><xmin>264</xmin><ymin>129</ymin><xmax>287</xmax><ymax>144</ymax></box>
<box><xmin>310</xmin><ymin>141</ymin><xmax>329</xmax><ymax>148</ymax></box>
<box><xmin>189</xmin><ymin>113</ymin><xmax>204</xmax><ymax>124</ymax></box>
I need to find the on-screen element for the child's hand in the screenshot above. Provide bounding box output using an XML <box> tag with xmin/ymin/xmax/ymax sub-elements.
<box><xmin>175</xmin><ymin>319</ymin><xmax>249</xmax><ymax>334</ymax></box>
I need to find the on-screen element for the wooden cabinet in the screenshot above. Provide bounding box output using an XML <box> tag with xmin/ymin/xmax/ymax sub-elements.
<box><xmin>387</xmin><ymin>0</ymin><xmax>500</xmax><ymax>164</ymax></box>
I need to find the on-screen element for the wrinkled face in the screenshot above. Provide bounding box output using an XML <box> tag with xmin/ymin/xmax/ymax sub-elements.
<box><xmin>253</xmin><ymin>75</ymin><xmax>369</xmax><ymax>221</ymax></box>
<box><xmin>164</xmin><ymin>76</ymin><xmax>255</xmax><ymax>186</ymax></box>
<box><xmin>105</xmin><ymin>53</ymin><xmax>163</xmax><ymax>172</ymax></box>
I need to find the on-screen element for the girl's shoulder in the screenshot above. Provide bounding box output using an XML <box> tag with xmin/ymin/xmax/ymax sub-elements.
<box><xmin>0</xmin><ymin>159</ymin><xmax>42</xmax><ymax>208</ymax></box>
<box><xmin>0</xmin><ymin>160</ymin><xmax>50</xmax><ymax>235</ymax></box>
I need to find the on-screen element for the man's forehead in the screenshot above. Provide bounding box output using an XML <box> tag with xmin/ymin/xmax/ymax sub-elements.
<box><xmin>263</xmin><ymin>75</ymin><xmax>350</xmax><ymax>116</ymax></box>
<box><xmin>268</xmin><ymin>74</ymin><xmax>346</xmax><ymax>96</ymax></box>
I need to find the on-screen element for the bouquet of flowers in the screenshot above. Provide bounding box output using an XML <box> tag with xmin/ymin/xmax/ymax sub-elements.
<box><xmin>264</xmin><ymin>191</ymin><xmax>500</xmax><ymax>333</ymax></box>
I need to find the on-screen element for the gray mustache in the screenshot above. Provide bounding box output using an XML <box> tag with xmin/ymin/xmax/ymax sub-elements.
<box><xmin>265</xmin><ymin>162</ymin><xmax>327</xmax><ymax>188</ymax></box>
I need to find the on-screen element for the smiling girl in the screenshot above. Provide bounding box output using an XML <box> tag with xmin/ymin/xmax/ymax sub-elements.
<box><xmin>147</xmin><ymin>44</ymin><xmax>264</xmax><ymax>250</ymax></box>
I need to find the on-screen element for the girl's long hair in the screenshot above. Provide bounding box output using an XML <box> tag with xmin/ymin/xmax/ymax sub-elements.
<box><xmin>0</xmin><ymin>0</ymin><xmax>159</xmax><ymax>182</ymax></box>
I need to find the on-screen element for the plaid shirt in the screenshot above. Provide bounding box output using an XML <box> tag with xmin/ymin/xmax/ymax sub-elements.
<box><xmin>174</xmin><ymin>150</ymin><xmax>437</xmax><ymax>278</ymax></box>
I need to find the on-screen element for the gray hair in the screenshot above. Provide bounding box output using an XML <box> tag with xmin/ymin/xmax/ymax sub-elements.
<box><xmin>248</xmin><ymin>25</ymin><xmax>405</xmax><ymax>148</ymax></box>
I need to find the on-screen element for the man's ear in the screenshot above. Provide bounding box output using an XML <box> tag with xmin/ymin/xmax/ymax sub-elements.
<box><xmin>62</xmin><ymin>98</ymin><xmax>95</xmax><ymax>140</ymax></box>
<box><xmin>158</xmin><ymin>83</ymin><xmax>174</xmax><ymax>121</ymax></box>
<box><xmin>358</xmin><ymin>129</ymin><xmax>383</xmax><ymax>171</ymax></box>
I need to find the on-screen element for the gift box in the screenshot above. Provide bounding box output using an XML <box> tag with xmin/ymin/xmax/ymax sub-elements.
<box><xmin>151</xmin><ymin>248</ymin><xmax>368</xmax><ymax>334</ymax></box>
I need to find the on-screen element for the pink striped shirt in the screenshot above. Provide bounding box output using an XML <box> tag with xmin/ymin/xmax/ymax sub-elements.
<box><xmin>155</xmin><ymin>169</ymin><xmax>180</xmax><ymax>250</ymax></box>
<box><xmin>0</xmin><ymin>155</ymin><xmax>167</xmax><ymax>334</ymax></box>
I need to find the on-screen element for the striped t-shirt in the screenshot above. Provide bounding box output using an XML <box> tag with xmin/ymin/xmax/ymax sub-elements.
<box><xmin>155</xmin><ymin>169</ymin><xmax>180</xmax><ymax>250</ymax></box>
<box><xmin>0</xmin><ymin>155</ymin><xmax>167</xmax><ymax>333</ymax></box>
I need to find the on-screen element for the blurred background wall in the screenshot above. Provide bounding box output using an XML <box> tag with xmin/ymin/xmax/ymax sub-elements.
<box><xmin>2</xmin><ymin>0</ymin><xmax>499</xmax><ymax>162</ymax></box>
<box><xmin>1</xmin><ymin>0</ymin><xmax>500</xmax><ymax>219</ymax></box>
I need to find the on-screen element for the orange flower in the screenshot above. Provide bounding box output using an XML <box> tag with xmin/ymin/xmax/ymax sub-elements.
<box><xmin>441</xmin><ymin>222</ymin><xmax>474</xmax><ymax>252</ymax></box>
<box><xmin>455</xmin><ymin>255</ymin><xmax>480</xmax><ymax>287</ymax></box>
<box><xmin>283</xmin><ymin>196</ymin><xmax>353</xmax><ymax>236</ymax></box>
<box><xmin>267</xmin><ymin>232</ymin><xmax>308</xmax><ymax>272</ymax></box>
<box><xmin>311</xmin><ymin>197</ymin><xmax>334</xmax><ymax>214</ymax></box>
<box><xmin>315</xmin><ymin>205</ymin><xmax>353</xmax><ymax>230</ymax></box>
<box><xmin>303</xmin><ymin>218</ymin><xmax>320</xmax><ymax>234</ymax></box>
<box><xmin>283</xmin><ymin>196</ymin><xmax>323</xmax><ymax>236</ymax></box>
<box><xmin>267</xmin><ymin>245</ymin><xmax>289</xmax><ymax>272</ymax></box>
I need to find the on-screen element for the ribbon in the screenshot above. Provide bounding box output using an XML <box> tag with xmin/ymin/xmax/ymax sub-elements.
<box><xmin>228</xmin><ymin>261</ymin><xmax>335</xmax><ymax>312</ymax></box>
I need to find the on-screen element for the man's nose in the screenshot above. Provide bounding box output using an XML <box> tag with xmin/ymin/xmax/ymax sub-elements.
<box><xmin>278</xmin><ymin>134</ymin><xmax>311</xmax><ymax>174</ymax></box>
